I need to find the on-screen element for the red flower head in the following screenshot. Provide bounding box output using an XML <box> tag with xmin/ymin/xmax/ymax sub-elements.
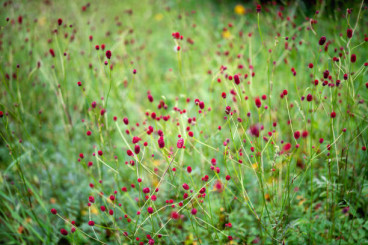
<box><xmin>106</xmin><ymin>50</ymin><xmax>112</xmax><ymax>59</ymax></box>
<box><xmin>60</xmin><ymin>228</ymin><xmax>68</xmax><ymax>236</ymax></box>
<box><xmin>351</xmin><ymin>54</ymin><xmax>356</xmax><ymax>63</ymax></box>
<box><xmin>49</xmin><ymin>49</ymin><xmax>55</xmax><ymax>57</ymax></box>
<box><xmin>255</xmin><ymin>97</ymin><xmax>262</xmax><ymax>108</ymax></box>
<box><xmin>134</xmin><ymin>144</ymin><xmax>140</xmax><ymax>154</ymax></box>
<box><xmin>158</xmin><ymin>136</ymin><xmax>165</xmax><ymax>148</ymax></box>
<box><xmin>234</xmin><ymin>74</ymin><xmax>240</xmax><ymax>85</ymax></box>
<box><xmin>177</xmin><ymin>138</ymin><xmax>184</xmax><ymax>148</ymax></box>
<box><xmin>182</xmin><ymin>183</ymin><xmax>190</xmax><ymax>190</ymax></box>
<box><xmin>281</xmin><ymin>143</ymin><xmax>292</xmax><ymax>154</ymax></box>
<box><xmin>248</xmin><ymin>124</ymin><xmax>260</xmax><ymax>137</ymax></box>
<box><xmin>347</xmin><ymin>29</ymin><xmax>353</xmax><ymax>38</ymax></box>
<box><xmin>256</xmin><ymin>4</ymin><xmax>261</xmax><ymax>13</ymax></box>
<box><xmin>319</xmin><ymin>36</ymin><xmax>326</xmax><ymax>46</ymax></box>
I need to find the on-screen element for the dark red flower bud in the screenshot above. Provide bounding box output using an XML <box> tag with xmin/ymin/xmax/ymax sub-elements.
<box><xmin>134</xmin><ymin>145</ymin><xmax>140</xmax><ymax>154</ymax></box>
<box><xmin>351</xmin><ymin>54</ymin><xmax>356</xmax><ymax>63</ymax></box>
<box><xmin>106</xmin><ymin>50</ymin><xmax>112</xmax><ymax>59</ymax></box>
<box><xmin>49</xmin><ymin>49</ymin><xmax>55</xmax><ymax>57</ymax></box>
<box><xmin>256</xmin><ymin>4</ymin><xmax>261</xmax><ymax>13</ymax></box>
<box><xmin>319</xmin><ymin>36</ymin><xmax>326</xmax><ymax>46</ymax></box>
<box><xmin>234</xmin><ymin>74</ymin><xmax>240</xmax><ymax>85</ymax></box>
<box><xmin>294</xmin><ymin>131</ymin><xmax>300</xmax><ymax>139</ymax></box>
<box><xmin>347</xmin><ymin>29</ymin><xmax>353</xmax><ymax>38</ymax></box>
<box><xmin>60</xmin><ymin>228</ymin><xmax>68</xmax><ymax>236</ymax></box>
<box><xmin>255</xmin><ymin>97</ymin><xmax>262</xmax><ymax>108</ymax></box>
<box><xmin>158</xmin><ymin>136</ymin><xmax>165</xmax><ymax>148</ymax></box>
<box><xmin>182</xmin><ymin>183</ymin><xmax>189</xmax><ymax>190</ymax></box>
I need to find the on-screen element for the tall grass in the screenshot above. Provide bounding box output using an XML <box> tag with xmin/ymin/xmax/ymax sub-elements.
<box><xmin>0</xmin><ymin>0</ymin><xmax>367</xmax><ymax>244</ymax></box>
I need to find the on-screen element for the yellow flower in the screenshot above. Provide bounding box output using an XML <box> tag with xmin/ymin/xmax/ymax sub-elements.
<box><xmin>252</xmin><ymin>162</ymin><xmax>258</xmax><ymax>170</ymax></box>
<box><xmin>222</xmin><ymin>30</ymin><xmax>231</xmax><ymax>39</ymax></box>
<box><xmin>265</xmin><ymin>193</ymin><xmax>270</xmax><ymax>201</ymax></box>
<box><xmin>152</xmin><ymin>177</ymin><xmax>159</xmax><ymax>187</ymax></box>
<box><xmin>154</xmin><ymin>13</ymin><xmax>163</xmax><ymax>21</ymax></box>
<box><xmin>296</xmin><ymin>195</ymin><xmax>306</xmax><ymax>206</ymax></box>
<box><xmin>38</xmin><ymin>17</ymin><xmax>46</xmax><ymax>26</ymax></box>
<box><xmin>234</xmin><ymin>4</ymin><xmax>246</xmax><ymax>15</ymax></box>
<box><xmin>153</xmin><ymin>160</ymin><xmax>161</xmax><ymax>166</ymax></box>
<box><xmin>91</xmin><ymin>206</ymin><xmax>98</xmax><ymax>214</ymax></box>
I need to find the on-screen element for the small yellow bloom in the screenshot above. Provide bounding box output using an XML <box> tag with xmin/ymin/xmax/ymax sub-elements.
<box><xmin>38</xmin><ymin>17</ymin><xmax>46</xmax><ymax>26</ymax></box>
<box><xmin>152</xmin><ymin>177</ymin><xmax>159</xmax><ymax>187</ymax></box>
<box><xmin>265</xmin><ymin>193</ymin><xmax>270</xmax><ymax>201</ymax></box>
<box><xmin>154</xmin><ymin>13</ymin><xmax>163</xmax><ymax>21</ymax></box>
<box><xmin>234</xmin><ymin>4</ymin><xmax>246</xmax><ymax>15</ymax></box>
<box><xmin>91</xmin><ymin>206</ymin><xmax>98</xmax><ymax>214</ymax></box>
<box><xmin>222</xmin><ymin>30</ymin><xmax>231</xmax><ymax>39</ymax></box>
<box><xmin>153</xmin><ymin>160</ymin><xmax>161</xmax><ymax>166</ymax></box>
<box><xmin>252</xmin><ymin>162</ymin><xmax>258</xmax><ymax>170</ymax></box>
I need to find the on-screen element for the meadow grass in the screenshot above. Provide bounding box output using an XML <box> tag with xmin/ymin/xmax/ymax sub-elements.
<box><xmin>0</xmin><ymin>0</ymin><xmax>368</xmax><ymax>244</ymax></box>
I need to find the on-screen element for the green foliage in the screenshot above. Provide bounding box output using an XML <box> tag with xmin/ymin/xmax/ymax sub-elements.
<box><xmin>0</xmin><ymin>0</ymin><xmax>367</xmax><ymax>244</ymax></box>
